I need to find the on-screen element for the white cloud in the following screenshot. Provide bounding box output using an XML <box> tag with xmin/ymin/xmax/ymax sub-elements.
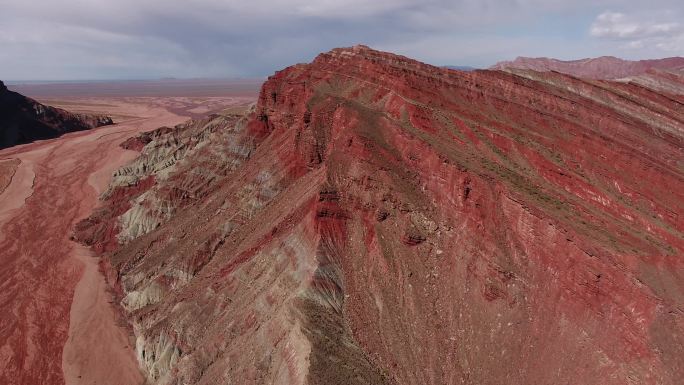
<box><xmin>0</xmin><ymin>1</ymin><xmax>682</xmax><ymax>79</ymax></box>
<box><xmin>590</xmin><ymin>10</ymin><xmax>684</xmax><ymax>53</ymax></box>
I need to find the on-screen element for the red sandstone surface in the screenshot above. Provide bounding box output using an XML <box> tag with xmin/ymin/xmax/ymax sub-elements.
<box><xmin>491</xmin><ymin>55</ymin><xmax>684</xmax><ymax>79</ymax></box>
<box><xmin>0</xmin><ymin>158</ymin><xmax>21</xmax><ymax>195</ymax></box>
<box><xmin>0</xmin><ymin>89</ymin><xmax>257</xmax><ymax>384</ymax></box>
<box><xmin>75</xmin><ymin>46</ymin><xmax>684</xmax><ymax>385</ymax></box>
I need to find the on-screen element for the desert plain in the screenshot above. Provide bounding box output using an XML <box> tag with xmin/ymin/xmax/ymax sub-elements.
<box><xmin>0</xmin><ymin>80</ymin><xmax>260</xmax><ymax>385</ymax></box>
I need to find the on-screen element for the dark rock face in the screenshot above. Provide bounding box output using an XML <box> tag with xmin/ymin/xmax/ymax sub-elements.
<box><xmin>78</xmin><ymin>46</ymin><xmax>683</xmax><ymax>385</ymax></box>
<box><xmin>0</xmin><ymin>81</ymin><xmax>113</xmax><ymax>149</ymax></box>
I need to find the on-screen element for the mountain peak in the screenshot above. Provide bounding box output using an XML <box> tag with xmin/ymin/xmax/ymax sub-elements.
<box><xmin>309</xmin><ymin>44</ymin><xmax>444</xmax><ymax>79</ymax></box>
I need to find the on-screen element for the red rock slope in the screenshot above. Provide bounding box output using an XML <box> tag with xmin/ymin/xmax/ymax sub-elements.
<box><xmin>79</xmin><ymin>45</ymin><xmax>684</xmax><ymax>385</ymax></box>
<box><xmin>623</xmin><ymin>68</ymin><xmax>684</xmax><ymax>101</ymax></box>
<box><xmin>491</xmin><ymin>55</ymin><xmax>684</xmax><ymax>79</ymax></box>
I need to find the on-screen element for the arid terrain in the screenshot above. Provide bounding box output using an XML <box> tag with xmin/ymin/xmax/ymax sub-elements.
<box><xmin>0</xmin><ymin>80</ymin><xmax>114</xmax><ymax>150</ymax></box>
<box><xmin>67</xmin><ymin>46</ymin><xmax>682</xmax><ymax>385</ymax></box>
<box><xmin>1</xmin><ymin>47</ymin><xmax>683</xmax><ymax>385</ymax></box>
<box><xmin>0</xmin><ymin>81</ymin><xmax>258</xmax><ymax>385</ymax></box>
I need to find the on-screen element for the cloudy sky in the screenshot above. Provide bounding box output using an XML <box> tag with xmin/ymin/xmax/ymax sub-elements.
<box><xmin>0</xmin><ymin>0</ymin><xmax>682</xmax><ymax>80</ymax></box>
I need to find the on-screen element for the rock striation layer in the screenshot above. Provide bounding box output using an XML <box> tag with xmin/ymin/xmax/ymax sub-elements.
<box><xmin>0</xmin><ymin>80</ymin><xmax>113</xmax><ymax>149</ymax></box>
<box><xmin>78</xmin><ymin>46</ymin><xmax>684</xmax><ymax>385</ymax></box>
<box><xmin>491</xmin><ymin>55</ymin><xmax>684</xmax><ymax>79</ymax></box>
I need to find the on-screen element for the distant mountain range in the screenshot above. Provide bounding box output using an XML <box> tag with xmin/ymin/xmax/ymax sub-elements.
<box><xmin>442</xmin><ymin>65</ymin><xmax>477</xmax><ymax>71</ymax></box>
<box><xmin>491</xmin><ymin>55</ymin><xmax>684</xmax><ymax>79</ymax></box>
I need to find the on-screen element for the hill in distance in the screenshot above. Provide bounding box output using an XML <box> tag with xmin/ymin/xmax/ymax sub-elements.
<box><xmin>0</xmin><ymin>80</ymin><xmax>113</xmax><ymax>149</ymax></box>
<box><xmin>491</xmin><ymin>55</ymin><xmax>684</xmax><ymax>79</ymax></box>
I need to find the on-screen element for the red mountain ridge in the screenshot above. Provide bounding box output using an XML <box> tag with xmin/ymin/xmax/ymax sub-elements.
<box><xmin>70</xmin><ymin>46</ymin><xmax>684</xmax><ymax>385</ymax></box>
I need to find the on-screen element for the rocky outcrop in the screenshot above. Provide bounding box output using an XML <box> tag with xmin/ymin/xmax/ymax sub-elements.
<box><xmin>622</xmin><ymin>67</ymin><xmax>684</xmax><ymax>100</ymax></box>
<box><xmin>74</xmin><ymin>111</ymin><xmax>251</xmax><ymax>253</ymax></box>
<box><xmin>0</xmin><ymin>158</ymin><xmax>21</xmax><ymax>195</ymax></box>
<box><xmin>491</xmin><ymin>55</ymin><xmax>684</xmax><ymax>79</ymax></box>
<box><xmin>79</xmin><ymin>46</ymin><xmax>684</xmax><ymax>385</ymax></box>
<box><xmin>0</xmin><ymin>80</ymin><xmax>113</xmax><ymax>149</ymax></box>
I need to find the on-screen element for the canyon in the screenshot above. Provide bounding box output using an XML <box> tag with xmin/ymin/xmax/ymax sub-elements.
<box><xmin>1</xmin><ymin>46</ymin><xmax>683</xmax><ymax>384</ymax></box>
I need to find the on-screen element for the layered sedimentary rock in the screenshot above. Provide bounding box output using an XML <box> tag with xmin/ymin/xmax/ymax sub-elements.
<box><xmin>491</xmin><ymin>55</ymin><xmax>684</xmax><ymax>79</ymax></box>
<box><xmin>75</xmin><ymin>111</ymin><xmax>252</xmax><ymax>253</ymax></box>
<box><xmin>0</xmin><ymin>80</ymin><xmax>113</xmax><ymax>149</ymax></box>
<box><xmin>78</xmin><ymin>46</ymin><xmax>684</xmax><ymax>385</ymax></box>
<box><xmin>622</xmin><ymin>68</ymin><xmax>684</xmax><ymax>99</ymax></box>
